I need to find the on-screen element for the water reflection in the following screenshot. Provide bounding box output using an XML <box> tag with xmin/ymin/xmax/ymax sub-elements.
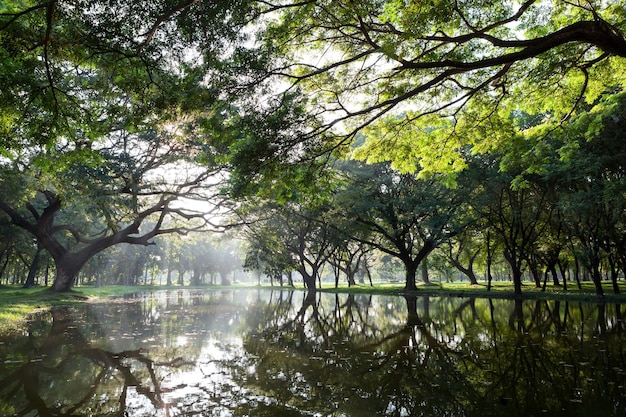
<box><xmin>1</xmin><ymin>290</ymin><xmax>625</xmax><ymax>416</ymax></box>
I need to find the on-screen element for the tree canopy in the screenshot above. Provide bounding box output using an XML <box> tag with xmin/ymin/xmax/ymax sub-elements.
<box><xmin>252</xmin><ymin>0</ymin><xmax>626</xmax><ymax>177</ymax></box>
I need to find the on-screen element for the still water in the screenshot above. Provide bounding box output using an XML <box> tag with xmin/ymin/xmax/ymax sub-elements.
<box><xmin>1</xmin><ymin>289</ymin><xmax>625</xmax><ymax>417</ymax></box>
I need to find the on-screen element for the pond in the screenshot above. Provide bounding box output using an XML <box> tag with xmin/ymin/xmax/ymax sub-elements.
<box><xmin>1</xmin><ymin>289</ymin><xmax>625</xmax><ymax>417</ymax></box>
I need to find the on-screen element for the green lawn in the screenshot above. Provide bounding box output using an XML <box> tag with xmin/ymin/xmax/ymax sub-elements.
<box><xmin>320</xmin><ymin>279</ymin><xmax>626</xmax><ymax>299</ymax></box>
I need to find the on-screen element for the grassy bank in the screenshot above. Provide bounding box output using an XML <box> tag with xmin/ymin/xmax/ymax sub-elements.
<box><xmin>318</xmin><ymin>280</ymin><xmax>626</xmax><ymax>303</ymax></box>
<box><xmin>2</xmin><ymin>280</ymin><xmax>626</xmax><ymax>333</ymax></box>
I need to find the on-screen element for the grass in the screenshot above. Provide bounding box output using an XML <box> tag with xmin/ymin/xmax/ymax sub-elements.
<box><xmin>315</xmin><ymin>280</ymin><xmax>626</xmax><ymax>303</ymax></box>
<box><xmin>2</xmin><ymin>280</ymin><xmax>626</xmax><ymax>333</ymax></box>
<box><xmin>0</xmin><ymin>286</ymin><xmax>88</xmax><ymax>333</ymax></box>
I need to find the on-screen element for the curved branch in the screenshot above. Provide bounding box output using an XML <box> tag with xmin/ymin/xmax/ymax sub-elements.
<box><xmin>403</xmin><ymin>20</ymin><xmax>626</xmax><ymax>72</ymax></box>
<box><xmin>137</xmin><ymin>0</ymin><xmax>200</xmax><ymax>54</ymax></box>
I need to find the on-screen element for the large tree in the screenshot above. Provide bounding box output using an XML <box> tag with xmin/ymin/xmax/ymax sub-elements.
<box><xmin>0</xmin><ymin>0</ymin><xmax>259</xmax><ymax>290</ymax></box>
<box><xmin>334</xmin><ymin>161</ymin><xmax>465</xmax><ymax>291</ymax></box>
<box><xmin>0</xmin><ymin>129</ymin><xmax>225</xmax><ymax>291</ymax></box>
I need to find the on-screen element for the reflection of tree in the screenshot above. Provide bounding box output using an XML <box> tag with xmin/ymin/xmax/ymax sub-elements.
<box><xmin>0</xmin><ymin>307</ymin><xmax>190</xmax><ymax>416</ymax></box>
<box><xmin>238</xmin><ymin>292</ymin><xmax>626</xmax><ymax>417</ymax></box>
<box><xmin>3</xmin><ymin>291</ymin><xmax>626</xmax><ymax>416</ymax></box>
<box><xmin>471</xmin><ymin>299</ymin><xmax>626</xmax><ymax>416</ymax></box>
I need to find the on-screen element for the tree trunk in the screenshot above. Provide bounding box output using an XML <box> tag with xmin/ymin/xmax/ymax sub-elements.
<box><xmin>220</xmin><ymin>273</ymin><xmax>231</xmax><ymax>286</ymax></box>
<box><xmin>549</xmin><ymin>263</ymin><xmax>560</xmax><ymax>286</ymax></box>
<box><xmin>557</xmin><ymin>260</ymin><xmax>568</xmax><ymax>291</ymax></box>
<box><xmin>590</xmin><ymin>262</ymin><xmax>605</xmax><ymax>297</ymax></box>
<box><xmin>403</xmin><ymin>264</ymin><xmax>418</xmax><ymax>291</ymax></box>
<box><xmin>573</xmin><ymin>257</ymin><xmax>582</xmax><ymax>289</ymax></box>
<box><xmin>301</xmin><ymin>269</ymin><xmax>316</xmax><ymax>290</ymax></box>
<box><xmin>23</xmin><ymin>246</ymin><xmax>43</xmax><ymax>289</ymax></box>
<box><xmin>450</xmin><ymin>258</ymin><xmax>479</xmax><ymax>285</ymax></box>
<box><xmin>608</xmin><ymin>258</ymin><xmax>621</xmax><ymax>295</ymax></box>
<box><xmin>365</xmin><ymin>263</ymin><xmax>374</xmax><ymax>287</ymax></box>
<box><xmin>527</xmin><ymin>256</ymin><xmax>542</xmax><ymax>288</ymax></box>
<box><xmin>166</xmin><ymin>264</ymin><xmax>173</xmax><ymax>286</ymax></box>
<box><xmin>190</xmin><ymin>270</ymin><xmax>201</xmax><ymax>286</ymax></box>
<box><xmin>504</xmin><ymin>249</ymin><xmax>524</xmax><ymax>297</ymax></box>
<box><xmin>50</xmin><ymin>264</ymin><xmax>80</xmax><ymax>292</ymax></box>
<box><xmin>346</xmin><ymin>269</ymin><xmax>356</xmax><ymax>287</ymax></box>
<box><xmin>421</xmin><ymin>259</ymin><xmax>430</xmax><ymax>284</ymax></box>
<box><xmin>486</xmin><ymin>231</ymin><xmax>494</xmax><ymax>291</ymax></box>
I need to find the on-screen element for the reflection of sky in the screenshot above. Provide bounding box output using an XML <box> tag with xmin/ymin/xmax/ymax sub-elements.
<box><xmin>112</xmin><ymin>291</ymin><xmax>254</xmax><ymax>417</ymax></box>
<box><xmin>157</xmin><ymin>338</ymin><xmax>247</xmax><ymax>417</ymax></box>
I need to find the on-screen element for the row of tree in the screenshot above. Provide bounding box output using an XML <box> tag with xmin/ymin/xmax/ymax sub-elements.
<box><xmin>239</xmin><ymin>92</ymin><xmax>626</xmax><ymax>297</ymax></box>
<box><xmin>2</xmin><ymin>88</ymin><xmax>626</xmax><ymax>296</ymax></box>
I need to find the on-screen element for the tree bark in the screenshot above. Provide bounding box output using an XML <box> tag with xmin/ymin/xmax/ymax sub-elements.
<box><xmin>50</xmin><ymin>259</ymin><xmax>83</xmax><ymax>292</ymax></box>
<box><xmin>403</xmin><ymin>264</ymin><xmax>418</xmax><ymax>291</ymax></box>
<box><xmin>23</xmin><ymin>246</ymin><xmax>43</xmax><ymax>289</ymax></box>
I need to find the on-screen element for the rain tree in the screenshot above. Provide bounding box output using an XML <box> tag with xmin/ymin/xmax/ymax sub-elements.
<box><xmin>0</xmin><ymin>0</ymin><xmax>256</xmax><ymax>291</ymax></box>
<box><xmin>0</xmin><ymin>130</ymin><xmax>227</xmax><ymax>291</ymax></box>
<box><xmin>333</xmin><ymin>161</ymin><xmax>466</xmax><ymax>291</ymax></box>
<box><xmin>238</xmin><ymin>194</ymin><xmax>339</xmax><ymax>290</ymax></box>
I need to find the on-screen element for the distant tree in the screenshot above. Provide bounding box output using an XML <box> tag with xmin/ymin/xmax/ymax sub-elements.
<box><xmin>239</xmin><ymin>199</ymin><xmax>337</xmax><ymax>290</ymax></box>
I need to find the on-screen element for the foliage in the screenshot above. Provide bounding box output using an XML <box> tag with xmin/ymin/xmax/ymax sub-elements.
<box><xmin>255</xmin><ymin>0</ymin><xmax>626</xmax><ymax>177</ymax></box>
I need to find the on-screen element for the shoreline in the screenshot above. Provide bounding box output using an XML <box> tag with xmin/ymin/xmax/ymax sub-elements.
<box><xmin>1</xmin><ymin>281</ymin><xmax>625</xmax><ymax>333</ymax></box>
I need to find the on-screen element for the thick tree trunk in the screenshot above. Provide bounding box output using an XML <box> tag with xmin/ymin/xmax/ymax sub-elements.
<box><xmin>49</xmin><ymin>254</ymin><xmax>90</xmax><ymax>292</ymax></box>
<box><xmin>50</xmin><ymin>266</ymin><xmax>79</xmax><ymax>292</ymax></box>
<box><xmin>300</xmin><ymin>268</ymin><xmax>317</xmax><ymax>290</ymax></box>
<box><xmin>421</xmin><ymin>259</ymin><xmax>430</xmax><ymax>284</ymax></box>
<box><xmin>512</xmin><ymin>268</ymin><xmax>523</xmax><ymax>297</ymax></box>
<box><xmin>403</xmin><ymin>264</ymin><xmax>418</xmax><ymax>291</ymax></box>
